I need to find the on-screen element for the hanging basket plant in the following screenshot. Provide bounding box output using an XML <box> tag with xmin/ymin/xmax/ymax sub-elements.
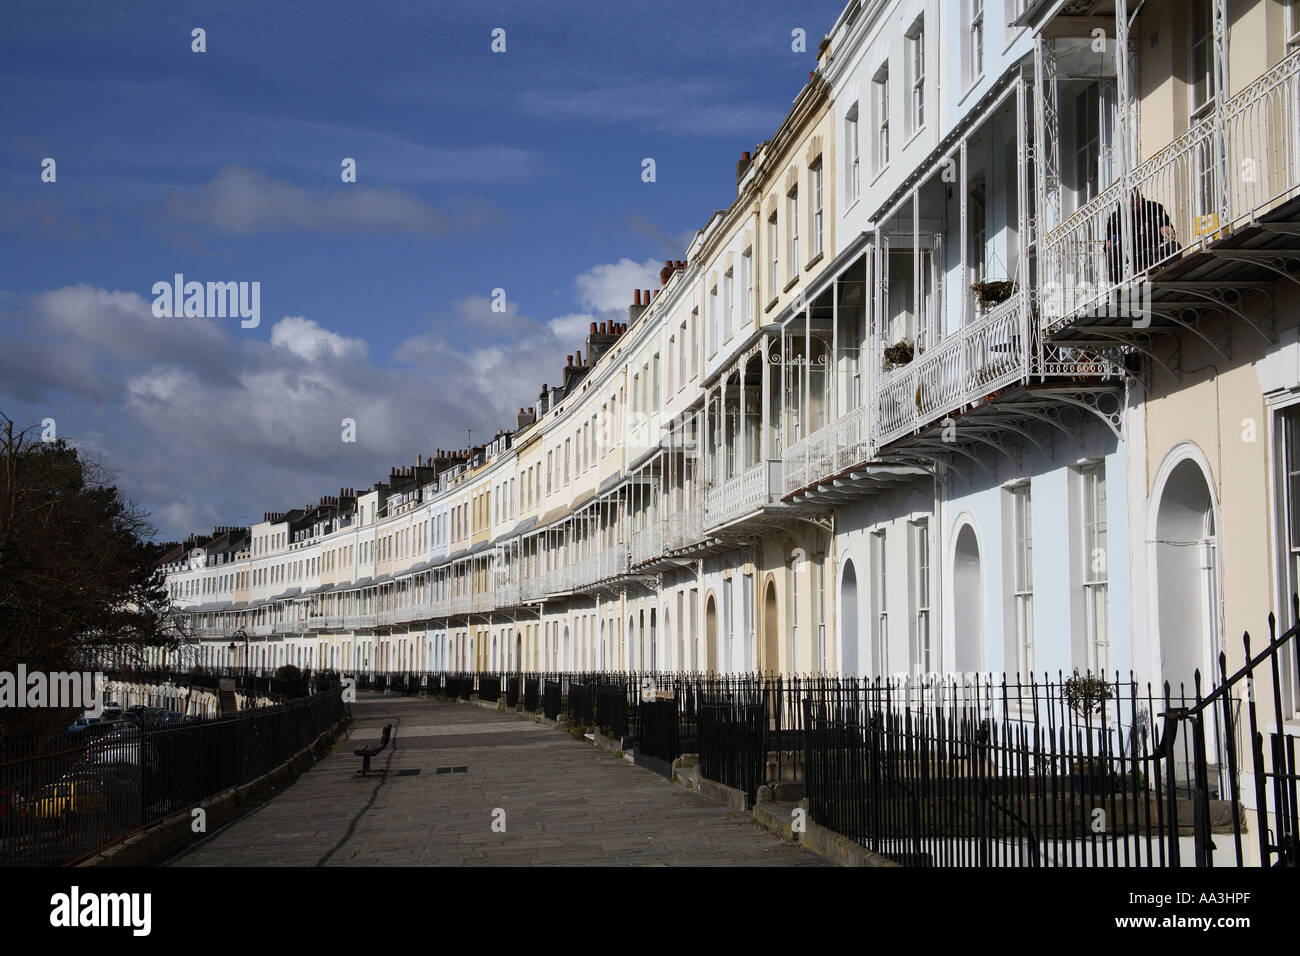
<box><xmin>883</xmin><ymin>339</ymin><xmax>914</xmax><ymax>371</ymax></box>
<box><xmin>971</xmin><ymin>280</ymin><xmax>1016</xmax><ymax>312</ymax></box>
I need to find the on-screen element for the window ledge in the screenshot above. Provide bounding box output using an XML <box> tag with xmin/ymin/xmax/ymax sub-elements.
<box><xmin>804</xmin><ymin>251</ymin><xmax>825</xmax><ymax>273</ymax></box>
<box><xmin>958</xmin><ymin>73</ymin><xmax>986</xmax><ymax>106</ymax></box>
<box><xmin>783</xmin><ymin>275</ymin><xmax>801</xmax><ymax>294</ymax></box>
<box><xmin>764</xmin><ymin>296</ymin><xmax>780</xmax><ymax>314</ymax></box>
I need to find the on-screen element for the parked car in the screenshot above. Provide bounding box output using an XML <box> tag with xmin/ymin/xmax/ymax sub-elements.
<box><xmin>101</xmin><ymin>702</ymin><xmax>122</xmax><ymax>721</ymax></box>
<box><xmin>67</xmin><ymin>716</ymin><xmax>105</xmax><ymax>733</ymax></box>
<box><xmin>28</xmin><ymin>777</ymin><xmax>109</xmax><ymax>821</ymax></box>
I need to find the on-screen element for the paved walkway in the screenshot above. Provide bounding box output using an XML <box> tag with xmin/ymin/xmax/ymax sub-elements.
<box><xmin>171</xmin><ymin>694</ymin><xmax>826</xmax><ymax>866</ymax></box>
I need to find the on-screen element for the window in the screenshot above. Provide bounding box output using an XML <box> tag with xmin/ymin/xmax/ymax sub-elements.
<box><xmin>873</xmin><ymin>66</ymin><xmax>890</xmax><ymax>172</ymax></box>
<box><xmin>1011</xmin><ymin>484</ymin><xmax>1034</xmax><ymax>677</ymax></box>
<box><xmin>1189</xmin><ymin>0</ymin><xmax>1215</xmax><ymax>118</ymax></box>
<box><xmin>1277</xmin><ymin>406</ymin><xmax>1300</xmax><ymax>713</ymax></box>
<box><xmin>667</xmin><ymin>334</ymin><xmax>676</xmax><ymax>394</ymax></box>
<box><xmin>677</xmin><ymin>321</ymin><xmax>686</xmax><ymax>389</ymax></box>
<box><xmin>1080</xmin><ymin>463</ymin><xmax>1109</xmax><ymax>675</ymax></box>
<box><xmin>708</xmin><ymin>286</ymin><xmax>718</xmax><ymax>356</ymax></box>
<box><xmin>768</xmin><ymin>214</ymin><xmax>778</xmax><ymax>300</ymax></box>
<box><xmin>810</xmin><ymin>162</ymin><xmax>823</xmax><ymax>259</ymax></box>
<box><xmin>871</xmin><ymin>530</ymin><xmax>887</xmax><ymax>677</ymax></box>
<box><xmin>546</xmin><ymin>451</ymin><xmax>552</xmax><ymax>493</ymax></box>
<box><xmin>1288</xmin><ymin>0</ymin><xmax>1300</xmax><ymax>51</ymax></box>
<box><xmin>690</xmin><ymin>310</ymin><xmax>699</xmax><ymax>377</ymax></box>
<box><xmin>907</xmin><ymin>20</ymin><xmax>925</xmax><ymax>135</ymax></box>
<box><xmin>733</xmin><ymin>256</ymin><xmax>749</xmax><ymax>345</ymax></box>
<box><xmin>910</xmin><ymin>519</ymin><xmax>931</xmax><ymax>675</ymax></box>
<box><xmin>969</xmin><ymin>0</ymin><xmax>984</xmax><ymax>85</ymax></box>
<box><xmin>788</xmin><ymin>188</ymin><xmax>799</xmax><ymax>276</ymax></box>
<box><xmin>969</xmin><ymin>179</ymin><xmax>987</xmax><ymax>290</ymax></box>
<box><xmin>846</xmin><ymin>103</ymin><xmax>860</xmax><ymax>203</ymax></box>
<box><xmin>724</xmin><ymin>269</ymin><xmax>734</xmax><ymax>341</ymax></box>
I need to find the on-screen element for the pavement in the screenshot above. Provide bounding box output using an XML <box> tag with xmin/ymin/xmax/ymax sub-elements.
<box><xmin>169</xmin><ymin>693</ymin><xmax>827</xmax><ymax>867</ymax></box>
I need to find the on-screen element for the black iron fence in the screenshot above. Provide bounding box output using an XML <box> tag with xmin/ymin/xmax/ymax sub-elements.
<box><xmin>304</xmin><ymin>611</ymin><xmax>1299</xmax><ymax>869</ymax></box>
<box><xmin>0</xmin><ymin>687</ymin><xmax>346</xmax><ymax>867</ymax></box>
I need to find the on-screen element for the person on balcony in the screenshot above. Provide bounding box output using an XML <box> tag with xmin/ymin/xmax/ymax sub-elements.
<box><xmin>1105</xmin><ymin>188</ymin><xmax>1178</xmax><ymax>284</ymax></box>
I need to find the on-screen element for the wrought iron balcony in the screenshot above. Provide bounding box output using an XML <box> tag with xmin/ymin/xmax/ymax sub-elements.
<box><xmin>703</xmin><ymin>459</ymin><xmax>783</xmax><ymax>530</ymax></box>
<box><xmin>666</xmin><ymin>503</ymin><xmax>704</xmax><ymax>551</ymax></box>
<box><xmin>782</xmin><ymin>405</ymin><xmax>870</xmax><ymax>495</ymax></box>
<box><xmin>598</xmin><ymin>546</ymin><xmax>629</xmax><ymax>580</ymax></box>
<box><xmin>1040</xmin><ymin>48</ymin><xmax>1300</xmax><ymax>333</ymax></box>
<box><xmin>876</xmin><ymin>291</ymin><xmax>1030</xmax><ymax>448</ymax></box>
<box><xmin>630</xmin><ymin>524</ymin><xmax>664</xmax><ymax>565</ymax></box>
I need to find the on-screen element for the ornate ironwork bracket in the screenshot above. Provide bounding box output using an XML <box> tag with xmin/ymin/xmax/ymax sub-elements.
<box><xmin>1025</xmin><ymin>387</ymin><xmax>1125</xmax><ymax>441</ymax></box>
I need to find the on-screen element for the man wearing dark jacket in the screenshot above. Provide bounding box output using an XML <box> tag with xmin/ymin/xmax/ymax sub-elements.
<box><xmin>1105</xmin><ymin>188</ymin><xmax>1178</xmax><ymax>284</ymax></box>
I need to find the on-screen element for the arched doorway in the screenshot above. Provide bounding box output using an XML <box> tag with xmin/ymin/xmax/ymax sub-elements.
<box><xmin>1153</xmin><ymin>456</ymin><xmax>1220</xmax><ymax>691</ymax></box>
<box><xmin>515</xmin><ymin>633</ymin><xmax>522</xmax><ymax>672</ymax></box>
<box><xmin>705</xmin><ymin>595</ymin><xmax>718</xmax><ymax>675</ymax></box>
<box><xmin>841</xmin><ymin>560</ymin><xmax>859</xmax><ymax>676</ymax></box>
<box><xmin>763</xmin><ymin>582</ymin><xmax>779</xmax><ymax>675</ymax></box>
<box><xmin>599</xmin><ymin>619</ymin><xmax>606</xmax><ymax>671</ymax></box>
<box><xmin>627</xmin><ymin>616</ymin><xmax>635</xmax><ymax>673</ymax></box>
<box><xmin>664</xmin><ymin>609</ymin><xmax>673</xmax><ymax>672</ymax></box>
<box><xmin>649</xmin><ymin>609</ymin><xmax>657</xmax><ymax>671</ymax></box>
<box><xmin>562</xmin><ymin>625</ymin><xmax>570</xmax><ymax>670</ymax></box>
<box><xmin>953</xmin><ymin>523</ymin><xmax>983</xmax><ymax>673</ymax></box>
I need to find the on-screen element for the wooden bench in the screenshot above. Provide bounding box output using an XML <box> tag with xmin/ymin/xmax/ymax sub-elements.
<box><xmin>354</xmin><ymin>723</ymin><xmax>393</xmax><ymax>775</ymax></box>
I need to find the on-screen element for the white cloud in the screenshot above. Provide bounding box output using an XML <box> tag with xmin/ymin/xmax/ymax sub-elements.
<box><xmin>573</xmin><ymin>258</ymin><xmax>661</xmax><ymax>315</ymax></box>
<box><xmin>271</xmin><ymin>316</ymin><xmax>368</xmax><ymax>362</ymax></box>
<box><xmin>2</xmin><ymin>258</ymin><xmax>647</xmax><ymax>539</ymax></box>
<box><xmin>161</xmin><ymin>166</ymin><xmax>504</xmax><ymax>237</ymax></box>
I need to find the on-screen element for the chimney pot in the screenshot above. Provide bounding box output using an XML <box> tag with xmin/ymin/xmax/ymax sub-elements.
<box><xmin>590</xmin><ymin>321</ymin><xmax>597</xmax><ymax>334</ymax></box>
<box><xmin>643</xmin><ymin>289</ymin><xmax>650</xmax><ymax>303</ymax></box>
<box><xmin>567</xmin><ymin>354</ymin><xmax>573</xmax><ymax>366</ymax></box>
<box><xmin>634</xmin><ymin>289</ymin><xmax>641</xmax><ymax>306</ymax></box>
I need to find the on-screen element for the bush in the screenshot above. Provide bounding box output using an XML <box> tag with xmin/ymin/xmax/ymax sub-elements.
<box><xmin>274</xmin><ymin>664</ymin><xmax>302</xmax><ymax>680</ymax></box>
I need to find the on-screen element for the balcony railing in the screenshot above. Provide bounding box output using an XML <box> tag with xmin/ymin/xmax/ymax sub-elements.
<box><xmin>325</xmin><ymin>615</ymin><xmax>342</xmax><ymax>629</ymax></box>
<box><xmin>472</xmin><ymin>591</ymin><xmax>493</xmax><ymax>613</ymax></box>
<box><xmin>598</xmin><ymin>546</ymin><xmax>629</xmax><ymax>580</ymax></box>
<box><xmin>451</xmin><ymin>594</ymin><xmax>470</xmax><ymax>615</ymax></box>
<box><xmin>343</xmin><ymin>613</ymin><xmax>375</xmax><ymax>630</ymax></box>
<box><xmin>571</xmin><ymin>552</ymin><xmax>600</xmax><ymax>589</ymax></box>
<box><xmin>666</xmin><ymin>503</ymin><xmax>704</xmax><ymax>550</ymax></box>
<box><xmin>1041</xmin><ymin>48</ymin><xmax>1300</xmax><ymax>330</ymax></box>
<box><xmin>497</xmin><ymin>583</ymin><xmax>521</xmax><ymax>608</ymax></box>
<box><xmin>704</xmin><ymin>459</ymin><xmax>783</xmax><ymax>529</ymax></box>
<box><xmin>782</xmin><ymin>405</ymin><xmax>870</xmax><ymax>495</ymax></box>
<box><xmin>630</xmin><ymin>524</ymin><xmax>664</xmax><ymax>565</ymax></box>
<box><xmin>876</xmin><ymin>290</ymin><xmax>1029</xmax><ymax>448</ymax></box>
<box><xmin>306</xmin><ymin>615</ymin><xmax>326</xmax><ymax>630</ymax></box>
<box><xmin>521</xmin><ymin>573</ymin><xmax>546</xmax><ymax>603</ymax></box>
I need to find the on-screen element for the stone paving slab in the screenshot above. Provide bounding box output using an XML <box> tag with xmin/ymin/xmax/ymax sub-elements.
<box><xmin>171</xmin><ymin>693</ymin><xmax>826</xmax><ymax>867</ymax></box>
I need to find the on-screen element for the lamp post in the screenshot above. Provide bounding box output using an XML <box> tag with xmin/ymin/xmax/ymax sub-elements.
<box><xmin>228</xmin><ymin>627</ymin><xmax>249</xmax><ymax>681</ymax></box>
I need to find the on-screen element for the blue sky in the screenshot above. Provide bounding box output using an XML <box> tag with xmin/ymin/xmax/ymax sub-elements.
<box><xmin>0</xmin><ymin>0</ymin><xmax>845</xmax><ymax>540</ymax></box>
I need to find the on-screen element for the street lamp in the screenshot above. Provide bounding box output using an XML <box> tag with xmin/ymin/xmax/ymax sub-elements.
<box><xmin>229</xmin><ymin>627</ymin><xmax>249</xmax><ymax>681</ymax></box>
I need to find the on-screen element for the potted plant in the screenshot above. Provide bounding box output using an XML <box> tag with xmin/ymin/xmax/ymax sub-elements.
<box><xmin>882</xmin><ymin>339</ymin><xmax>914</xmax><ymax>371</ymax></box>
<box><xmin>1063</xmin><ymin>670</ymin><xmax>1116</xmax><ymax>794</ymax></box>
<box><xmin>914</xmin><ymin>383</ymin><xmax>925</xmax><ymax>412</ymax></box>
<box><xmin>971</xmin><ymin>280</ymin><xmax>1016</xmax><ymax>312</ymax></box>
